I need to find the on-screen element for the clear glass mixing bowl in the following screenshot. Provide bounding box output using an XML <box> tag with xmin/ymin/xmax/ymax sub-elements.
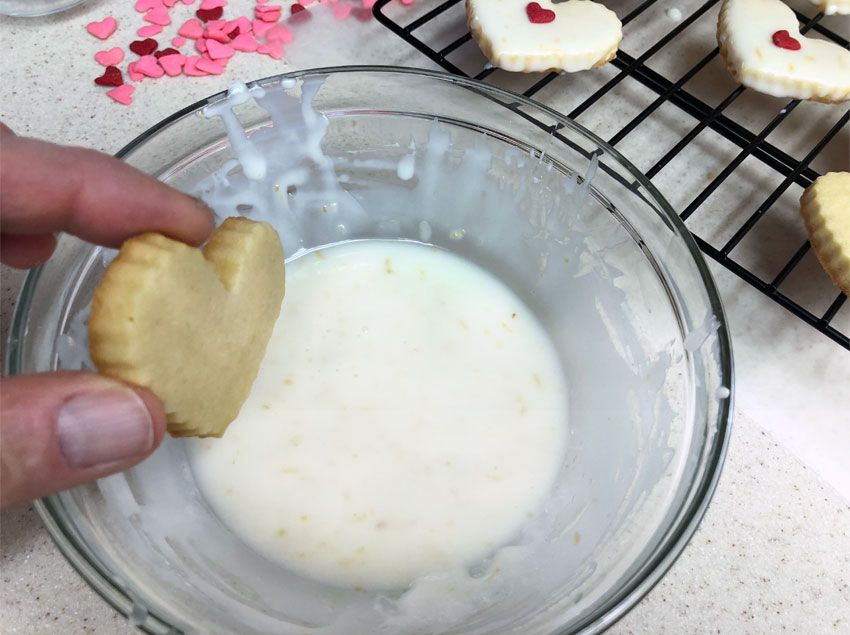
<box><xmin>7</xmin><ymin>67</ymin><xmax>732</xmax><ymax>634</ymax></box>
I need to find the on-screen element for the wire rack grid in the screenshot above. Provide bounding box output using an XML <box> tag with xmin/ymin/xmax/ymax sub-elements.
<box><xmin>372</xmin><ymin>0</ymin><xmax>850</xmax><ymax>349</ymax></box>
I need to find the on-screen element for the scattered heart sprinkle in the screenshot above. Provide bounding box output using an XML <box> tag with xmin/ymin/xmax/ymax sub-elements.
<box><xmin>86</xmin><ymin>17</ymin><xmax>118</xmax><ymax>39</ymax></box>
<box><xmin>145</xmin><ymin>6</ymin><xmax>172</xmax><ymax>25</ymax></box>
<box><xmin>87</xmin><ymin>0</ymin><xmax>420</xmax><ymax>108</ymax></box>
<box><xmin>106</xmin><ymin>84</ymin><xmax>135</xmax><ymax>105</ymax></box>
<box><xmin>94</xmin><ymin>65</ymin><xmax>124</xmax><ymax>86</ymax></box>
<box><xmin>137</xmin><ymin>24</ymin><xmax>164</xmax><ymax>36</ymax></box>
<box><xmin>94</xmin><ymin>47</ymin><xmax>125</xmax><ymax>66</ymax></box>
<box><xmin>130</xmin><ymin>38</ymin><xmax>159</xmax><ymax>55</ymax></box>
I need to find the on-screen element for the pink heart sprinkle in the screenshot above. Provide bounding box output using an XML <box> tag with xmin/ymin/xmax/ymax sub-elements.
<box><xmin>94</xmin><ymin>47</ymin><xmax>124</xmax><ymax>66</ymax></box>
<box><xmin>182</xmin><ymin>0</ymin><xmax>195</xmax><ymax>4</ymax></box>
<box><xmin>86</xmin><ymin>17</ymin><xmax>117</xmax><ymax>40</ymax></box>
<box><xmin>178</xmin><ymin>18</ymin><xmax>205</xmax><ymax>39</ymax></box>
<box><xmin>200</xmin><ymin>0</ymin><xmax>226</xmax><ymax>8</ymax></box>
<box><xmin>145</xmin><ymin>6</ymin><xmax>171</xmax><ymax>25</ymax></box>
<box><xmin>231</xmin><ymin>33</ymin><xmax>258</xmax><ymax>51</ymax></box>
<box><xmin>172</xmin><ymin>36</ymin><xmax>187</xmax><ymax>47</ymax></box>
<box><xmin>135</xmin><ymin>54</ymin><xmax>165</xmax><ymax>78</ymax></box>
<box><xmin>183</xmin><ymin>55</ymin><xmax>207</xmax><ymax>75</ymax></box>
<box><xmin>206</xmin><ymin>39</ymin><xmax>234</xmax><ymax>59</ymax></box>
<box><xmin>251</xmin><ymin>19</ymin><xmax>274</xmax><ymax>37</ymax></box>
<box><xmin>163</xmin><ymin>0</ymin><xmax>179</xmax><ymax>6</ymax></box>
<box><xmin>159</xmin><ymin>53</ymin><xmax>187</xmax><ymax>76</ymax></box>
<box><xmin>205</xmin><ymin>18</ymin><xmax>226</xmax><ymax>30</ymax></box>
<box><xmin>106</xmin><ymin>84</ymin><xmax>135</xmax><ymax>105</ymax></box>
<box><xmin>265</xmin><ymin>24</ymin><xmax>292</xmax><ymax>42</ymax></box>
<box><xmin>138</xmin><ymin>24</ymin><xmax>163</xmax><ymax>36</ymax></box>
<box><xmin>332</xmin><ymin>3</ymin><xmax>351</xmax><ymax>19</ymax></box>
<box><xmin>204</xmin><ymin>28</ymin><xmax>228</xmax><ymax>42</ymax></box>
<box><xmin>195</xmin><ymin>38</ymin><xmax>208</xmax><ymax>53</ymax></box>
<box><xmin>257</xmin><ymin>0</ymin><xmax>269</xmax><ymax>3</ymax></box>
<box><xmin>127</xmin><ymin>62</ymin><xmax>144</xmax><ymax>81</ymax></box>
<box><xmin>300</xmin><ymin>0</ymin><xmax>314</xmax><ymax>5</ymax></box>
<box><xmin>224</xmin><ymin>17</ymin><xmax>249</xmax><ymax>34</ymax></box>
<box><xmin>257</xmin><ymin>10</ymin><xmax>281</xmax><ymax>22</ymax></box>
<box><xmin>255</xmin><ymin>4</ymin><xmax>282</xmax><ymax>11</ymax></box>
<box><xmin>360</xmin><ymin>0</ymin><xmax>375</xmax><ymax>7</ymax></box>
<box><xmin>257</xmin><ymin>41</ymin><xmax>282</xmax><ymax>59</ymax></box>
<box><xmin>135</xmin><ymin>0</ymin><xmax>162</xmax><ymax>12</ymax></box>
<box><xmin>196</xmin><ymin>58</ymin><xmax>225</xmax><ymax>74</ymax></box>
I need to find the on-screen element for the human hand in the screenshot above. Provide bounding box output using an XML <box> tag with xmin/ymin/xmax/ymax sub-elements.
<box><xmin>0</xmin><ymin>124</ymin><xmax>214</xmax><ymax>509</ymax></box>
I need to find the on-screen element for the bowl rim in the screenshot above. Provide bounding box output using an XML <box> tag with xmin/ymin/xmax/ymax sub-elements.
<box><xmin>8</xmin><ymin>65</ymin><xmax>733</xmax><ymax>635</ymax></box>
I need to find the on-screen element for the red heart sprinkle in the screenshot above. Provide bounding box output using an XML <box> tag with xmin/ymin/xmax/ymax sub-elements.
<box><xmin>154</xmin><ymin>47</ymin><xmax>180</xmax><ymax>58</ymax></box>
<box><xmin>352</xmin><ymin>7</ymin><xmax>372</xmax><ymax>22</ymax></box>
<box><xmin>290</xmin><ymin>3</ymin><xmax>305</xmax><ymax>13</ymax></box>
<box><xmin>526</xmin><ymin>2</ymin><xmax>555</xmax><ymax>23</ymax></box>
<box><xmin>129</xmin><ymin>38</ymin><xmax>159</xmax><ymax>55</ymax></box>
<box><xmin>772</xmin><ymin>30</ymin><xmax>801</xmax><ymax>51</ymax></box>
<box><xmin>196</xmin><ymin>7</ymin><xmax>224</xmax><ymax>21</ymax></box>
<box><xmin>226</xmin><ymin>25</ymin><xmax>240</xmax><ymax>39</ymax></box>
<box><xmin>94</xmin><ymin>65</ymin><xmax>124</xmax><ymax>86</ymax></box>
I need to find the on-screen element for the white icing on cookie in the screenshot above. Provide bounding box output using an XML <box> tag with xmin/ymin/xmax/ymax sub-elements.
<box><xmin>466</xmin><ymin>0</ymin><xmax>622</xmax><ymax>73</ymax></box>
<box><xmin>808</xmin><ymin>0</ymin><xmax>850</xmax><ymax>15</ymax></box>
<box><xmin>717</xmin><ymin>0</ymin><xmax>850</xmax><ymax>103</ymax></box>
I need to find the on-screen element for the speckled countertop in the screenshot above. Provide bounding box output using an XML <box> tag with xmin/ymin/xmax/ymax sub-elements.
<box><xmin>1</xmin><ymin>0</ymin><xmax>849</xmax><ymax>633</ymax></box>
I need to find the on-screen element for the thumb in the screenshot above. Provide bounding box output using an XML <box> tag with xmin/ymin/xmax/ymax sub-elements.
<box><xmin>1</xmin><ymin>372</ymin><xmax>167</xmax><ymax>509</ymax></box>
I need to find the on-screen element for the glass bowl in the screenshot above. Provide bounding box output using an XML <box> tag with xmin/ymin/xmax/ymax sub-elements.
<box><xmin>0</xmin><ymin>0</ymin><xmax>87</xmax><ymax>17</ymax></box>
<box><xmin>7</xmin><ymin>66</ymin><xmax>733</xmax><ymax>634</ymax></box>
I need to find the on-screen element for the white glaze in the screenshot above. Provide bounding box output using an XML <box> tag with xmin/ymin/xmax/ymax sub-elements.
<box><xmin>666</xmin><ymin>6</ymin><xmax>683</xmax><ymax>20</ymax></box>
<box><xmin>188</xmin><ymin>240</ymin><xmax>568</xmax><ymax>589</ymax></box>
<box><xmin>718</xmin><ymin>0</ymin><xmax>850</xmax><ymax>101</ymax></box>
<box><xmin>468</xmin><ymin>0</ymin><xmax>623</xmax><ymax>72</ymax></box>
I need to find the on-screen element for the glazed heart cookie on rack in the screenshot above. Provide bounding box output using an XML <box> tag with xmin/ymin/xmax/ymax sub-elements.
<box><xmin>808</xmin><ymin>0</ymin><xmax>850</xmax><ymax>15</ymax></box>
<box><xmin>717</xmin><ymin>0</ymin><xmax>850</xmax><ymax>103</ymax></box>
<box><xmin>466</xmin><ymin>0</ymin><xmax>622</xmax><ymax>72</ymax></box>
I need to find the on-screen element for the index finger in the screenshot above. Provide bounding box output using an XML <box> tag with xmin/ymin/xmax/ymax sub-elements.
<box><xmin>0</xmin><ymin>128</ymin><xmax>214</xmax><ymax>247</ymax></box>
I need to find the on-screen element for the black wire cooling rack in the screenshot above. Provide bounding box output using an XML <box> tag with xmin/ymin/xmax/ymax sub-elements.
<box><xmin>372</xmin><ymin>0</ymin><xmax>850</xmax><ymax>349</ymax></box>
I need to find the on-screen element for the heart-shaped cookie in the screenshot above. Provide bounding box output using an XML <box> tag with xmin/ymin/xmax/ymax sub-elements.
<box><xmin>466</xmin><ymin>0</ymin><xmax>622</xmax><ymax>73</ymax></box>
<box><xmin>717</xmin><ymin>0</ymin><xmax>850</xmax><ymax>103</ymax></box>
<box><xmin>800</xmin><ymin>172</ymin><xmax>850</xmax><ymax>295</ymax></box>
<box><xmin>808</xmin><ymin>0</ymin><xmax>850</xmax><ymax>15</ymax></box>
<box><xmin>89</xmin><ymin>217</ymin><xmax>286</xmax><ymax>438</ymax></box>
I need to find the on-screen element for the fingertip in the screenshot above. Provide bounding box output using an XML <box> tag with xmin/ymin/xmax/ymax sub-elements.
<box><xmin>132</xmin><ymin>387</ymin><xmax>169</xmax><ymax>448</ymax></box>
<box><xmin>0</xmin><ymin>233</ymin><xmax>57</xmax><ymax>269</ymax></box>
<box><xmin>183</xmin><ymin>197</ymin><xmax>216</xmax><ymax>247</ymax></box>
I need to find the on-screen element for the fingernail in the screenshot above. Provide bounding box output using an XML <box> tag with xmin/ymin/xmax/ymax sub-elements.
<box><xmin>57</xmin><ymin>388</ymin><xmax>154</xmax><ymax>468</ymax></box>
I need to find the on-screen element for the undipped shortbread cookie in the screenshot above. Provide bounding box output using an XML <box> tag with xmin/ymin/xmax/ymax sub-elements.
<box><xmin>800</xmin><ymin>172</ymin><xmax>850</xmax><ymax>296</ymax></box>
<box><xmin>466</xmin><ymin>0</ymin><xmax>622</xmax><ymax>73</ymax></box>
<box><xmin>717</xmin><ymin>0</ymin><xmax>850</xmax><ymax>103</ymax></box>
<box><xmin>89</xmin><ymin>217</ymin><xmax>286</xmax><ymax>438</ymax></box>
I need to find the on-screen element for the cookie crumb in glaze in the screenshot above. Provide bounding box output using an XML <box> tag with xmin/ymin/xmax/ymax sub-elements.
<box><xmin>717</xmin><ymin>0</ymin><xmax>850</xmax><ymax>103</ymax></box>
<box><xmin>799</xmin><ymin>172</ymin><xmax>850</xmax><ymax>296</ymax></box>
<box><xmin>467</xmin><ymin>0</ymin><xmax>622</xmax><ymax>73</ymax></box>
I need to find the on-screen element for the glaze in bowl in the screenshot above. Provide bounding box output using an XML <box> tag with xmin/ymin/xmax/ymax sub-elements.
<box><xmin>7</xmin><ymin>67</ymin><xmax>732</xmax><ymax>634</ymax></box>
